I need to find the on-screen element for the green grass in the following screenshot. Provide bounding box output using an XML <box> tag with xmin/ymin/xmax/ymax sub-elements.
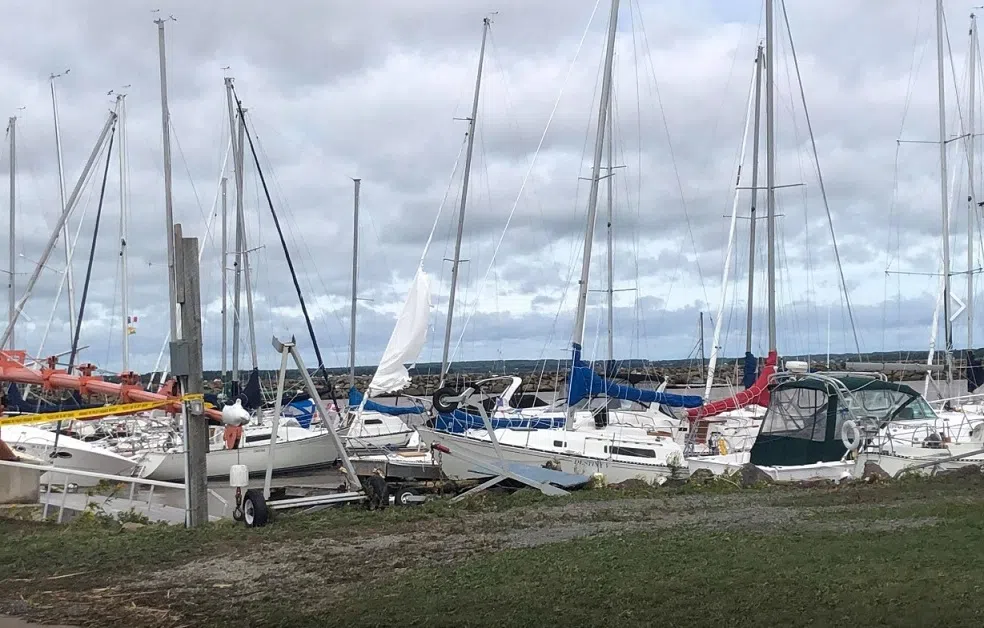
<box><xmin>251</xmin><ymin>502</ymin><xmax>984</xmax><ymax>628</ymax></box>
<box><xmin>3</xmin><ymin>477</ymin><xmax>984</xmax><ymax>627</ymax></box>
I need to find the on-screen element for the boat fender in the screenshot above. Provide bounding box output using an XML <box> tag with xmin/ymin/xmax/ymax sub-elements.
<box><xmin>221</xmin><ymin>399</ymin><xmax>251</xmax><ymax>427</ymax></box>
<box><xmin>841</xmin><ymin>420</ymin><xmax>862</xmax><ymax>451</ymax></box>
<box><xmin>432</xmin><ymin>387</ymin><xmax>461</xmax><ymax>414</ymax></box>
<box><xmin>717</xmin><ymin>438</ymin><xmax>729</xmax><ymax>456</ymax></box>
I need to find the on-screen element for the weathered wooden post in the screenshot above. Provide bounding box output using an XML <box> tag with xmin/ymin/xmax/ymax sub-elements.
<box><xmin>170</xmin><ymin>224</ymin><xmax>209</xmax><ymax>527</ymax></box>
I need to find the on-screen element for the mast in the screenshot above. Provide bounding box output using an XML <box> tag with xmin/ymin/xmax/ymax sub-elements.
<box><xmin>571</xmin><ymin>0</ymin><xmax>620</xmax><ymax>351</ymax></box>
<box><xmin>220</xmin><ymin>176</ymin><xmax>228</xmax><ymax>379</ymax></box>
<box><xmin>937</xmin><ymin>0</ymin><xmax>954</xmax><ymax>384</ymax></box>
<box><xmin>6</xmin><ymin>116</ymin><xmax>14</xmax><ymax>350</ymax></box>
<box><xmin>438</xmin><ymin>16</ymin><xmax>490</xmax><ymax>387</ymax></box>
<box><xmin>703</xmin><ymin>44</ymin><xmax>760</xmax><ymax>398</ymax></box>
<box><xmin>765</xmin><ymin>0</ymin><xmax>777</xmax><ymax>352</ymax></box>
<box><xmin>349</xmin><ymin>178</ymin><xmax>361</xmax><ymax>390</ymax></box>
<box><xmin>605</xmin><ymin>84</ymin><xmax>615</xmax><ymax>363</ymax></box>
<box><xmin>0</xmin><ymin>111</ymin><xmax>117</xmax><ymax>349</ymax></box>
<box><xmin>698</xmin><ymin>312</ymin><xmax>706</xmax><ymax>379</ymax></box>
<box><xmin>118</xmin><ymin>94</ymin><xmax>131</xmax><ymax>371</ymax></box>
<box><xmin>746</xmin><ymin>43</ymin><xmax>764</xmax><ymax>354</ymax></box>
<box><xmin>968</xmin><ymin>12</ymin><xmax>977</xmax><ymax>351</ymax></box>
<box><xmin>242</xmin><ymin>160</ymin><xmax>259</xmax><ymax>370</ymax></box>
<box><xmin>155</xmin><ymin>18</ymin><xmax>179</xmax><ymax>342</ymax></box>
<box><xmin>231</xmin><ymin>107</ymin><xmax>245</xmax><ymax>392</ymax></box>
<box><xmin>49</xmin><ymin>73</ymin><xmax>77</xmax><ymax>345</ymax></box>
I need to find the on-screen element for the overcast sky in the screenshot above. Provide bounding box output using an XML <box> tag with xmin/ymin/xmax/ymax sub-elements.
<box><xmin>0</xmin><ymin>0</ymin><xmax>979</xmax><ymax>374</ymax></box>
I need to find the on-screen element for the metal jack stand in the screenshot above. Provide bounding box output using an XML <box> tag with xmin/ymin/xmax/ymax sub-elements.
<box><xmin>433</xmin><ymin>387</ymin><xmax>589</xmax><ymax>503</ymax></box>
<box><xmin>236</xmin><ymin>336</ymin><xmax>365</xmax><ymax>526</ymax></box>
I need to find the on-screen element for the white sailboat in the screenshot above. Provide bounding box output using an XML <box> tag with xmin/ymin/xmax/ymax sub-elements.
<box><xmin>418</xmin><ymin>2</ymin><xmax>699</xmax><ymax>485</ymax></box>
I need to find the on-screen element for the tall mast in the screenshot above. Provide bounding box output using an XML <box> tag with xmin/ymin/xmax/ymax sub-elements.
<box><xmin>0</xmin><ymin>111</ymin><xmax>117</xmax><ymax>349</ymax></box>
<box><xmin>746</xmin><ymin>44</ymin><xmax>764</xmax><ymax>354</ymax></box>
<box><xmin>765</xmin><ymin>0</ymin><xmax>777</xmax><ymax>352</ymax></box>
<box><xmin>6</xmin><ymin>116</ymin><xmax>14</xmax><ymax>350</ymax></box>
<box><xmin>49</xmin><ymin>73</ymin><xmax>76</xmax><ymax>345</ymax></box>
<box><xmin>968</xmin><ymin>12</ymin><xmax>977</xmax><ymax>350</ymax></box>
<box><xmin>220</xmin><ymin>176</ymin><xmax>228</xmax><ymax>379</ymax></box>
<box><xmin>937</xmin><ymin>0</ymin><xmax>954</xmax><ymax>384</ymax></box>
<box><xmin>231</xmin><ymin>106</ymin><xmax>245</xmax><ymax>391</ymax></box>
<box><xmin>118</xmin><ymin>94</ymin><xmax>131</xmax><ymax>371</ymax></box>
<box><xmin>224</xmin><ymin>77</ymin><xmax>241</xmax><ymax>388</ymax></box>
<box><xmin>155</xmin><ymin>18</ymin><xmax>179</xmax><ymax>342</ymax></box>
<box><xmin>438</xmin><ymin>16</ymin><xmax>490</xmax><ymax>387</ymax></box>
<box><xmin>605</xmin><ymin>83</ymin><xmax>615</xmax><ymax>363</ymax></box>
<box><xmin>349</xmin><ymin>178</ymin><xmax>361</xmax><ymax>390</ymax></box>
<box><xmin>241</xmin><ymin>157</ymin><xmax>259</xmax><ymax>371</ymax></box>
<box><xmin>572</xmin><ymin>0</ymin><xmax>620</xmax><ymax>352</ymax></box>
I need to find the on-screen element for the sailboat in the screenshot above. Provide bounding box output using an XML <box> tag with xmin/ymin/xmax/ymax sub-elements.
<box><xmin>417</xmin><ymin>0</ymin><xmax>704</xmax><ymax>485</ymax></box>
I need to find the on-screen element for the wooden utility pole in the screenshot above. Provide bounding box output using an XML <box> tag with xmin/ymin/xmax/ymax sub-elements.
<box><xmin>171</xmin><ymin>224</ymin><xmax>208</xmax><ymax>527</ymax></box>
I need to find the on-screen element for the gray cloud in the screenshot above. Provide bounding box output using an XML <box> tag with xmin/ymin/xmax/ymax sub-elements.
<box><xmin>0</xmin><ymin>0</ymin><xmax>976</xmax><ymax>377</ymax></box>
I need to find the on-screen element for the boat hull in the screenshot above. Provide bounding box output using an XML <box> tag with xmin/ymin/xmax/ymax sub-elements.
<box><xmin>2</xmin><ymin>426</ymin><xmax>136</xmax><ymax>487</ymax></box>
<box><xmin>136</xmin><ymin>432</ymin><xmax>341</xmax><ymax>481</ymax></box>
<box><xmin>417</xmin><ymin>426</ymin><xmax>683</xmax><ymax>485</ymax></box>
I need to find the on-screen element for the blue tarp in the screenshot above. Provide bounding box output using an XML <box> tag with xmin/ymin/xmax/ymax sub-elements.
<box><xmin>566</xmin><ymin>345</ymin><xmax>703</xmax><ymax>408</ymax></box>
<box><xmin>742</xmin><ymin>351</ymin><xmax>758</xmax><ymax>389</ymax></box>
<box><xmin>433</xmin><ymin>408</ymin><xmax>565</xmax><ymax>434</ymax></box>
<box><xmin>348</xmin><ymin>388</ymin><xmax>427</xmax><ymax>417</ymax></box>
<box><xmin>282</xmin><ymin>398</ymin><xmax>315</xmax><ymax>429</ymax></box>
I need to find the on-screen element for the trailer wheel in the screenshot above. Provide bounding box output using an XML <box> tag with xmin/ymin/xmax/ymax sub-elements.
<box><xmin>432</xmin><ymin>387</ymin><xmax>461</xmax><ymax>413</ymax></box>
<box><xmin>393</xmin><ymin>487</ymin><xmax>420</xmax><ymax>506</ymax></box>
<box><xmin>243</xmin><ymin>489</ymin><xmax>269</xmax><ymax>527</ymax></box>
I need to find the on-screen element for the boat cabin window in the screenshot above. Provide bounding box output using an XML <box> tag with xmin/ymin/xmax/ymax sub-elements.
<box><xmin>363</xmin><ymin>418</ymin><xmax>383</xmax><ymax>426</ymax></box>
<box><xmin>604</xmin><ymin>445</ymin><xmax>657</xmax><ymax>458</ymax></box>
<box><xmin>761</xmin><ymin>388</ymin><xmax>829</xmax><ymax>441</ymax></box>
<box><xmin>845</xmin><ymin>390</ymin><xmax>932</xmax><ymax>422</ymax></box>
<box><xmin>553</xmin><ymin>440</ymin><xmax>567</xmax><ymax>448</ymax></box>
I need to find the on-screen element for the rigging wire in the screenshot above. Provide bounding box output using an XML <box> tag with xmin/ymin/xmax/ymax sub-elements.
<box><xmin>780</xmin><ymin>0</ymin><xmax>862</xmax><ymax>358</ymax></box>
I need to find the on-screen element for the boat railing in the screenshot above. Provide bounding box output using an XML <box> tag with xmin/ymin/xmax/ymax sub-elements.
<box><xmin>0</xmin><ymin>458</ymin><xmax>228</xmax><ymax>524</ymax></box>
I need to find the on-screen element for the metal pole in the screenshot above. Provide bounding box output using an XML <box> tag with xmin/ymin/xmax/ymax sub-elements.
<box><xmin>281</xmin><ymin>337</ymin><xmax>359</xmax><ymax>481</ymax></box>
<box><xmin>0</xmin><ymin>111</ymin><xmax>117</xmax><ymax>349</ymax></box>
<box><xmin>937</xmin><ymin>0</ymin><xmax>954</xmax><ymax>384</ymax></box>
<box><xmin>264</xmin><ymin>341</ymin><xmax>290</xmax><ymax>499</ymax></box>
<box><xmin>155</xmin><ymin>18</ymin><xmax>179</xmax><ymax>343</ymax></box>
<box><xmin>349</xmin><ymin>178</ymin><xmax>361</xmax><ymax>391</ymax></box>
<box><xmin>765</xmin><ymin>0</ymin><xmax>777</xmax><ymax>352</ymax></box>
<box><xmin>968</xmin><ymin>13</ymin><xmax>977</xmax><ymax>350</ymax></box>
<box><xmin>7</xmin><ymin>117</ymin><xmax>14</xmax><ymax>350</ymax></box>
<box><xmin>439</xmin><ymin>17</ymin><xmax>490</xmax><ymax>386</ymax></box>
<box><xmin>220</xmin><ymin>176</ymin><xmax>228</xmax><ymax>378</ymax></box>
<box><xmin>50</xmin><ymin>75</ymin><xmax>76</xmax><ymax>348</ymax></box>
<box><xmin>746</xmin><ymin>44</ymin><xmax>764</xmax><ymax>354</ymax></box>
<box><xmin>605</xmin><ymin>86</ymin><xmax>615</xmax><ymax>363</ymax></box>
<box><xmin>231</xmin><ymin>108</ymin><xmax>245</xmax><ymax>392</ymax></box>
<box><xmin>572</xmin><ymin>0</ymin><xmax>620</xmax><ymax>350</ymax></box>
<box><xmin>118</xmin><ymin>95</ymin><xmax>131</xmax><ymax>372</ymax></box>
<box><xmin>241</xmin><ymin>120</ymin><xmax>258</xmax><ymax>371</ymax></box>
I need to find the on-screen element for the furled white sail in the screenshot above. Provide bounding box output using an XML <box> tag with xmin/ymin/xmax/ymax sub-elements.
<box><xmin>367</xmin><ymin>269</ymin><xmax>431</xmax><ymax>396</ymax></box>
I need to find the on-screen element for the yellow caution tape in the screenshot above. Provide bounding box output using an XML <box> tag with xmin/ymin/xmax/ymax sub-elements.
<box><xmin>0</xmin><ymin>393</ymin><xmax>210</xmax><ymax>428</ymax></box>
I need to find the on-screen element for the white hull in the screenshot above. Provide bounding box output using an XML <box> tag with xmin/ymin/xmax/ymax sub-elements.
<box><xmin>137</xmin><ymin>431</ymin><xmax>340</xmax><ymax>481</ymax></box>
<box><xmin>417</xmin><ymin>426</ymin><xmax>683</xmax><ymax>485</ymax></box>
<box><xmin>688</xmin><ymin>452</ymin><xmax>853</xmax><ymax>482</ymax></box>
<box><xmin>2</xmin><ymin>426</ymin><xmax>136</xmax><ymax>487</ymax></box>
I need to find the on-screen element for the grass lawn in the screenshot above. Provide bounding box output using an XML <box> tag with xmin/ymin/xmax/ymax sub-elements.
<box><xmin>1</xmin><ymin>474</ymin><xmax>983</xmax><ymax>627</ymax></box>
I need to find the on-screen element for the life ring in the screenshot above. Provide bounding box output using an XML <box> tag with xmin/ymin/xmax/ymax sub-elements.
<box><xmin>841</xmin><ymin>420</ymin><xmax>862</xmax><ymax>451</ymax></box>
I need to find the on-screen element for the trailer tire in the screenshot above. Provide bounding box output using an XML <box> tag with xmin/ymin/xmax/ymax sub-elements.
<box><xmin>243</xmin><ymin>489</ymin><xmax>270</xmax><ymax>527</ymax></box>
<box><xmin>393</xmin><ymin>487</ymin><xmax>419</xmax><ymax>507</ymax></box>
<box><xmin>432</xmin><ymin>387</ymin><xmax>461</xmax><ymax>413</ymax></box>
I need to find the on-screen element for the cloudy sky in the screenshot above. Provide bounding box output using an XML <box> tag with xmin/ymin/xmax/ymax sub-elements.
<box><xmin>0</xmin><ymin>0</ymin><xmax>979</xmax><ymax>374</ymax></box>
